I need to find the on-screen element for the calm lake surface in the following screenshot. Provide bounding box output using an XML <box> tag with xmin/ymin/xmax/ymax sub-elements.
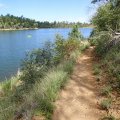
<box><xmin>0</xmin><ymin>28</ymin><xmax>92</xmax><ymax>81</ymax></box>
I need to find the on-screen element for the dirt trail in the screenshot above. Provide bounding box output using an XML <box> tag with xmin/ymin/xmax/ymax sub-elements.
<box><xmin>52</xmin><ymin>47</ymin><xmax>103</xmax><ymax>120</ymax></box>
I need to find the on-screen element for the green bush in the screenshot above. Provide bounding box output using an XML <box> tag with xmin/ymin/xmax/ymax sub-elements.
<box><xmin>54</xmin><ymin>25</ymin><xmax>83</xmax><ymax>62</ymax></box>
<box><xmin>93</xmin><ymin>64</ymin><xmax>101</xmax><ymax>75</ymax></box>
<box><xmin>64</xmin><ymin>39</ymin><xmax>80</xmax><ymax>59</ymax></box>
<box><xmin>54</xmin><ymin>34</ymin><xmax>66</xmax><ymax>64</ymax></box>
<box><xmin>62</xmin><ymin>60</ymin><xmax>75</xmax><ymax>74</ymax></box>
<box><xmin>68</xmin><ymin>24</ymin><xmax>83</xmax><ymax>40</ymax></box>
<box><xmin>100</xmin><ymin>86</ymin><xmax>112</xmax><ymax>96</ymax></box>
<box><xmin>91</xmin><ymin>3</ymin><xmax>120</xmax><ymax>31</ymax></box>
<box><xmin>0</xmin><ymin>76</ymin><xmax>18</xmax><ymax>95</ymax></box>
<box><xmin>100</xmin><ymin>98</ymin><xmax>112</xmax><ymax>110</ymax></box>
<box><xmin>20</xmin><ymin>45</ymin><xmax>54</xmax><ymax>85</ymax></box>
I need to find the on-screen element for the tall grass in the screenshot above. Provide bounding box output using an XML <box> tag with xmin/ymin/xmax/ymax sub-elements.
<box><xmin>0</xmin><ymin>26</ymin><xmax>89</xmax><ymax>120</ymax></box>
<box><xmin>11</xmin><ymin>59</ymin><xmax>75</xmax><ymax>120</ymax></box>
<box><xmin>0</xmin><ymin>42</ymin><xmax>89</xmax><ymax>120</ymax></box>
<box><xmin>0</xmin><ymin>76</ymin><xmax>19</xmax><ymax>96</ymax></box>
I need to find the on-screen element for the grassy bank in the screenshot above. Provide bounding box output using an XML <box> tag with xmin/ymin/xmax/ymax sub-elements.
<box><xmin>0</xmin><ymin>58</ymin><xmax>75</xmax><ymax>120</ymax></box>
<box><xmin>0</xmin><ymin>48</ymin><xmax>88</xmax><ymax>120</ymax></box>
<box><xmin>0</xmin><ymin>25</ymin><xmax>90</xmax><ymax>120</ymax></box>
<box><xmin>0</xmin><ymin>28</ymin><xmax>38</xmax><ymax>31</ymax></box>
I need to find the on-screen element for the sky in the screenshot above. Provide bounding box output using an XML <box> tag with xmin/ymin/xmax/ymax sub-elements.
<box><xmin>0</xmin><ymin>0</ymin><xmax>97</xmax><ymax>23</ymax></box>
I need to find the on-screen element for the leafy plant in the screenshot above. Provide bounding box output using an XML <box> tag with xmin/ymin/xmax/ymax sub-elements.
<box><xmin>93</xmin><ymin>64</ymin><xmax>101</xmax><ymax>75</ymax></box>
<box><xmin>100</xmin><ymin>86</ymin><xmax>112</xmax><ymax>96</ymax></box>
<box><xmin>100</xmin><ymin>98</ymin><xmax>112</xmax><ymax>110</ymax></box>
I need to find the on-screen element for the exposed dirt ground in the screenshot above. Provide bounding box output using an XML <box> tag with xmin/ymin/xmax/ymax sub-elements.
<box><xmin>52</xmin><ymin>47</ymin><xmax>103</xmax><ymax>120</ymax></box>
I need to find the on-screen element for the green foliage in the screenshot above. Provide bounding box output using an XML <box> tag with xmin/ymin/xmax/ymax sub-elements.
<box><xmin>54</xmin><ymin>34</ymin><xmax>66</xmax><ymax>63</ymax></box>
<box><xmin>64</xmin><ymin>38</ymin><xmax>80</xmax><ymax>58</ymax></box>
<box><xmin>0</xmin><ymin>76</ymin><xmax>18</xmax><ymax>95</ymax></box>
<box><xmin>100</xmin><ymin>98</ymin><xmax>112</xmax><ymax>110</ymax></box>
<box><xmin>90</xmin><ymin>1</ymin><xmax>120</xmax><ymax>119</ymax></box>
<box><xmin>100</xmin><ymin>86</ymin><xmax>112</xmax><ymax>96</ymax></box>
<box><xmin>19</xmin><ymin>60</ymin><xmax>74</xmax><ymax>120</ymax></box>
<box><xmin>54</xmin><ymin>25</ymin><xmax>83</xmax><ymax>62</ymax></box>
<box><xmin>69</xmin><ymin>25</ymin><xmax>83</xmax><ymax>40</ymax></box>
<box><xmin>104</xmin><ymin>44</ymin><xmax>120</xmax><ymax>88</ymax></box>
<box><xmin>91</xmin><ymin>3</ymin><xmax>120</xmax><ymax>31</ymax></box>
<box><xmin>0</xmin><ymin>26</ymin><xmax>87</xmax><ymax>119</ymax></box>
<box><xmin>101</xmin><ymin>114</ymin><xmax>116</xmax><ymax>120</ymax></box>
<box><xmin>90</xmin><ymin>32</ymin><xmax>120</xmax><ymax>89</ymax></box>
<box><xmin>79</xmin><ymin>41</ymin><xmax>90</xmax><ymax>51</ymax></box>
<box><xmin>90</xmin><ymin>31</ymin><xmax>112</xmax><ymax>57</ymax></box>
<box><xmin>0</xmin><ymin>14</ymin><xmax>39</xmax><ymax>29</ymax></box>
<box><xmin>93</xmin><ymin>68</ymin><xmax>101</xmax><ymax>75</ymax></box>
<box><xmin>38</xmin><ymin>21</ymin><xmax>91</xmax><ymax>28</ymax></box>
<box><xmin>20</xmin><ymin>42</ymin><xmax>54</xmax><ymax>85</ymax></box>
<box><xmin>91</xmin><ymin>0</ymin><xmax>120</xmax><ymax>8</ymax></box>
<box><xmin>93</xmin><ymin>64</ymin><xmax>101</xmax><ymax>75</ymax></box>
<box><xmin>89</xmin><ymin>29</ymin><xmax>100</xmax><ymax>46</ymax></box>
<box><xmin>0</xmin><ymin>14</ymin><xmax>91</xmax><ymax>29</ymax></box>
<box><xmin>62</xmin><ymin>60</ymin><xmax>75</xmax><ymax>75</ymax></box>
<box><xmin>0</xmin><ymin>89</ymin><xmax>17</xmax><ymax>120</ymax></box>
<box><xmin>90</xmin><ymin>2</ymin><xmax>120</xmax><ymax>88</ymax></box>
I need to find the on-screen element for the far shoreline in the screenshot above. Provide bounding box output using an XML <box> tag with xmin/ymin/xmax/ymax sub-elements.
<box><xmin>0</xmin><ymin>26</ymin><xmax>94</xmax><ymax>31</ymax></box>
<box><xmin>0</xmin><ymin>28</ymin><xmax>39</xmax><ymax>31</ymax></box>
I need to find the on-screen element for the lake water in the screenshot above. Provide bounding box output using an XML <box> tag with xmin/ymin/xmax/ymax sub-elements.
<box><xmin>0</xmin><ymin>28</ymin><xmax>92</xmax><ymax>81</ymax></box>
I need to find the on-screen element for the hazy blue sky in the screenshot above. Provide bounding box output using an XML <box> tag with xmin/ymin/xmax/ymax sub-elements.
<box><xmin>0</xmin><ymin>0</ymin><xmax>96</xmax><ymax>23</ymax></box>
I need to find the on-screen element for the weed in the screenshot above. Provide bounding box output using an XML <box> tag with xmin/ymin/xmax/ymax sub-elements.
<box><xmin>100</xmin><ymin>98</ymin><xmax>112</xmax><ymax>110</ymax></box>
<box><xmin>93</xmin><ymin>65</ymin><xmax>101</xmax><ymax>75</ymax></box>
<box><xmin>100</xmin><ymin>86</ymin><xmax>112</xmax><ymax>96</ymax></box>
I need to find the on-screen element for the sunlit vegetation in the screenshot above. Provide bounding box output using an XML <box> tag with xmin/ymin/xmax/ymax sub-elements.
<box><xmin>0</xmin><ymin>25</ymin><xmax>89</xmax><ymax>120</ymax></box>
<box><xmin>0</xmin><ymin>14</ymin><xmax>92</xmax><ymax>30</ymax></box>
<box><xmin>90</xmin><ymin>0</ymin><xmax>120</xmax><ymax>119</ymax></box>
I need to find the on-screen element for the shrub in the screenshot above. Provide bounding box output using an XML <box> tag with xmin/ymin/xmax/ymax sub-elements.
<box><xmin>100</xmin><ymin>86</ymin><xmax>112</xmax><ymax>96</ymax></box>
<box><xmin>93</xmin><ymin>65</ymin><xmax>101</xmax><ymax>75</ymax></box>
<box><xmin>64</xmin><ymin>38</ymin><xmax>80</xmax><ymax>59</ymax></box>
<box><xmin>100</xmin><ymin>98</ymin><xmax>112</xmax><ymax>110</ymax></box>
<box><xmin>54</xmin><ymin>34</ymin><xmax>66</xmax><ymax>63</ymax></box>
<box><xmin>20</xmin><ymin>45</ymin><xmax>54</xmax><ymax>85</ymax></box>
<box><xmin>89</xmin><ymin>36</ymin><xmax>99</xmax><ymax>46</ymax></box>
<box><xmin>0</xmin><ymin>76</ymin><xmax>18</xmax><ymax>96</ymax></box>
<box><xmin>54</xmin><ymin>25</ymin><xmax>83</xmax><ymax>61</ymax></box>
<box><xmin>62</xmin><ymin>60</ymin><xmax>75</xmax><ymax>75</ymax></box>
<box><xmin>68</xmin><ymin>24</ymin><xmax>83</xmax><ymax>40</ymax></box>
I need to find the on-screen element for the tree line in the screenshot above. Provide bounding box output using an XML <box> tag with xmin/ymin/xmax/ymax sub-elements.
<box><xmin>0</xmin><ymin>14</ymin><xmax>91</xmax><ymax>29</ymax></box>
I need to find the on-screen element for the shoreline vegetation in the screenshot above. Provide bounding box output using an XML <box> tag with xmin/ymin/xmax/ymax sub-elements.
<box><xmin>0</xmin><ymin>25</ymin><xmax>90</xmax><ymax>120</ymax></box>
<box><xmin>0</xmin><ymin>14</ymin><xmax>92</xmax><ymax>30</ymax></box>
<box><xmin>0</xmin><ymin>28</ymin><xmax>39</xmax><ymax>31</ymax></box>
<box><xmin>0</xmin><ymin>26</ymin><xmax>94</xmax><ymax>31</ymax></box>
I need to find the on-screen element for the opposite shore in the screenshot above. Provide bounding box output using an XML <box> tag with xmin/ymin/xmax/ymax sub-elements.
<box><xmin>0</xmin><ymin>26</ymin><xmax>94</xmax><ymax>31</ymax></box>
<box><xmin>0</xmin><ymin>28</ymin><xmax>39</xmax><ymax>31</ymax></box>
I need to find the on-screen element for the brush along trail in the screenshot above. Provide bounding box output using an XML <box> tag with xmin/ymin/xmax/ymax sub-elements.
<box><xmin>52</xmin><ymin>47</ymin><xmax>103</xmax><ymax>120</ymax></box>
